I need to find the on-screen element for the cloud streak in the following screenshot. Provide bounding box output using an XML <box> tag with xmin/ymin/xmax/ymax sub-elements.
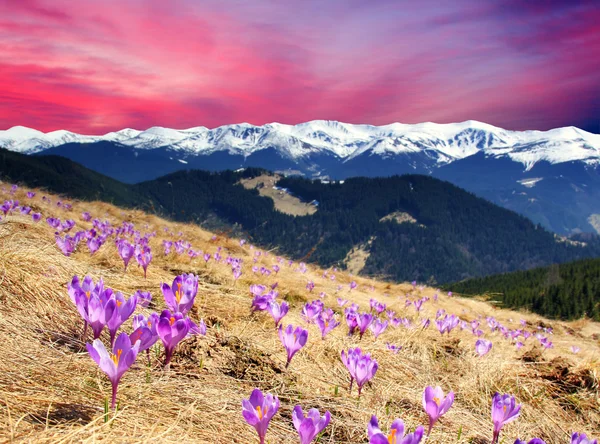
<box><xmin>0</xmin><ymin>0</ymin><xmax>598</xmax><ymax>133</ymax></box>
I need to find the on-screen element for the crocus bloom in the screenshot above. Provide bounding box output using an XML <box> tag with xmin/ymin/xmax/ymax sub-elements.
<box><xmin>491</xmin><ymin>393</ymin><xmax>521</xmax><ymax>444</ymax></box>
<box><xmin>267</xmin><ymin>300</ymin><xmax>289</xmax><ymax>327</ymax></box>
<box><xmin>161</xmin><ymin>273</ymin><xmax>198</xmax><ymax>315</ymax></box>
<box><xmin>514</xmin><ymin>439</ymin><xmax>547</xmax><ymax>444</ymax></box>
<box><xmin>341</xmin><ymin>348</ymin><xmax>378</xmax><ymax>396</ymax></box>
<box><xmin>278</xmin><ymin>324</ymin><xmax>308</xmax><ymax>369</ymax></box>
<box><xmin>349</xmin><ymin>281</ymin><xmax>357</xmax><ymax>291</ymax></box>
<box><xmin>369</xmin><ymin>319</ymin><xmax>388</xmax><ymax>339</ymax></box>
<box><xmin>87</xmin><ymin>292</ymin><xmax>117</xmax><ymax>339</ymax></box>
<box><xmin>423</xmin><ymin>386</ymin><xmax>454</xmax><ymax>435</ymax></box>
<box><xmin>86</xmin><ymin>332</ymin><xmax>140</xmax><ymax>408</ymax></box>
<box><xmin>316</xmin><ymin>314</ymin><xmax>340</xmax><ymax>339</ymax></box>
<box><xmin>135</xmin><ymin>245</ymin><xmax>152</xmax><ymax>278</ymax></box>
<box><xmin>475</xmin><ymin>339</ymin><xmax>493</xmax><ymax>356</ymax></box>
<box><xmin>571</xmin><ymin>432</ymin><xmax>598</xmax><ymax>444</ymax></box>
<box><xmin>107</xmin><ymin>291</ymin><xmax>137</xmax><ymax>345</ymax></box>
<box><xmin>131</xmin><ymin>313</ymin><xmax>160</xmax><ymax>352</ymax></box>
<box><xmin>368</xmin><ymin>415</ymin><xmax>424</xmax><ymax>444</ymax></box>
<box><xmin>32</xmin><ymin>212</ymin><xmax>41</xmax><ymax>222</ymax></box>
<box><xmin>242</xmin><ymin>388</ymin><xmax>280</xmax><ymax>444</ymax></box>
<box><xmin>157</xmin><ymin>309</ymin><xmax>191</xmax><ymax>368</ymax></box>
<box><xmin>386</xmin><ymin>343</ymin><xmax>402</xmax><ymax>354</ymax></box>
<box><xmin>570</xmin><ymin>346</ymin><xmax>581</xmax><ymax>354</ymax></box>
<box><xmin>357</xmin><ymin>312</ymin><xmax>374</xmax><ymax>339</ymax></box>
<box><xmin>118</xmin><ymin>240</ymin><xmax>135</xmax><ymax>271</ymax></box>
<box><xmin>292</xmin><ymin>405</ymin><xmax>331</xmax><ymax>444</ymax></box>
<box><xmin>27</xmin><ymin>191</ymin><xmax>35</xmax><ymax>198</ymax></box>
<box><xmin>134</xmin><ymin>290</ymin><xmax>152</xmax><ymax>308</ymax></box>
<box><xmin>87</xmin><ymin>237</ymin><xmax>101</xmax><ymax>255</ymax></box>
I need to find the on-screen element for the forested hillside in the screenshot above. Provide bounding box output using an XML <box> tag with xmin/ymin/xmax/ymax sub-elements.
<box><xmin>3</xmin><ymin>148</ymin><xmax>600</xmax><ymax>284</ymax></box>
<box><xmin>445</xmin><ymin>258</ymin><xmax>600</xmax><ymax>320</ymax></box>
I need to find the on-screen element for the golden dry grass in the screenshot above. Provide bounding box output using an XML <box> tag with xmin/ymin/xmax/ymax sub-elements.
<box><xmin>0</xmin><ymin>185</ymin><xmax>599</xmax><ymax>443</ymax></box>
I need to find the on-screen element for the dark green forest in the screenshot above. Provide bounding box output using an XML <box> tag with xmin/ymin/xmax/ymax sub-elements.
<box><xmin>444</xmin><ymin>258</ymin><xmax>600</xmax><ymax>321</ymax></box>
<box><xmin>3</xmin><ymin>148</ymin><xmax>600</xmax><ymax>288</ymax></box>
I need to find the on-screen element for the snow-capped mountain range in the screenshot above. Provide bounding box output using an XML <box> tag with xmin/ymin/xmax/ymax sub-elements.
<box><xmin>2</xmin><ymin>120</ymin><xmax>600</xmax><ymax>170</ymax></box>
<box><xmin>2</xmin><ymin>120</ymin><xmax>600</xmax><ymax>236</ymax></box>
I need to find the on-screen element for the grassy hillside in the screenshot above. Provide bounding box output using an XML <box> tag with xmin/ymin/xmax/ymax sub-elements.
<box><xmin>445</xmin><ymin>258</ymin><xmax>600</xmax><ymax>321</ymax></box>
<box><xmin>0</xmin><ymin>183</ymin><xmax>598</xmax><ymax>443</ymax></box>
<box><xmin>3</xmin><ymin>148</ymin><xmax>600</xmax><ymax>286</ymax></box>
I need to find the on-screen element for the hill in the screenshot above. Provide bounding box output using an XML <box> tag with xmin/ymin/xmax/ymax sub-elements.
<box><xmin>3</xmin><ymin>148</ymin><xmax>600</xmax><ymax>285</ymax></box>
<box><xmin>444</xmin><ymin>258</ymin><xmax>600</xmax><ymax>321</ymax></box>
<box><xmin>0</xmin><ymin>182</ymin><xmax>598</xmax><ymax>443</ymax></box>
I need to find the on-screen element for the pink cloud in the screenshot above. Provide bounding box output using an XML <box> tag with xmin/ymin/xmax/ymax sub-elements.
<box><xmin>0</xmin><ymin>0</ymin><xmax>598</xmax><ymax>133</ymax></box>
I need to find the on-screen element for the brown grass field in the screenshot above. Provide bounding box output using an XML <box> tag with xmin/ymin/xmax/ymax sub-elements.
<box><xmin>0</xmin><ymin>185</ymin><xmax>598</xmax><ymax>443</ymax></box>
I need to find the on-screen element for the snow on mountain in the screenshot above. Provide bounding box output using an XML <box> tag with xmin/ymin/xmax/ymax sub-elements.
<box><xmin>1</xmin><ymin>121</ymin><xmax>599</xmax><ymax>169</ymax></box>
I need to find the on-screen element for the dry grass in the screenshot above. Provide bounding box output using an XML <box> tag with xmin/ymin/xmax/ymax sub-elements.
<box><xmin>240</xmin><ymin>175</ymin><xmax>317</xmax><ymax>216</ymax></box>
<box><xmin>0</xmin><ymin>185</ymin><xmax>599</xmax><ymax>443</ymax></box>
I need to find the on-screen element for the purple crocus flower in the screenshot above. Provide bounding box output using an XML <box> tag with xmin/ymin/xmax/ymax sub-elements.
<box><xmin>68</xmin><ymin>275</ymin><xmax>104</xmax><ymax>337</ymax></box>
<box><xmin>369</xmin><ymin>319</ymin><xmax>388</xmax><ymax>339</ymax></box>
<box><xmin>292</xmin><ymin>405</ymin><xmax>331</xmax><ymax>444</ymax></box>
<box><xmin>423</xmin><ymin>386</ymin><xmax>455</xmax><ymax>435</ymax></box>
<box><xmin>337</xmin><ymin>298</ymin><xmax>348</xmax><ymax>307</ymax></box>
<box><xmin>86</xmin><ymin>332</ymin><xmax>140</xmax><ymax>409</ymax></box>
<box><xmin>20</xmin><ymin>206</ymin><xmax>31</xmax><ymax>215</ymax></box>
<box><xmin>84</xmin><ymin>289</ymin><xmax>117</xmax><ymax>339</ymax></box>
<box><xmin>157</xmin><ymin>309</ymin><xmax>191</xmax><ymax>368</ymax></box>
<box><xmin>161</xmin><ymin>273</ymin><xmax>198</xmax><ymax>315</ymax></box>
<box><xmin>135</xmin><ymin>245</ymin><xmax>152</xmax><ymax>278</ymax></box>
<box><xmin>386</xmin><ymin>343</ymin><xmax>402</xmax><ymax>354</ymax></box>
<box><xmin>491</xmin><ymin>393</ymin><xmax>521</xmax><ymax>444</ymax></box>
<box><xmin>118</xmin><ymin>240</ymin><xmax>135</xmax><ymax>271</ymax></box>
<box><xmin>571</xmin><ymin>432</ymin><xmax>598</xmax><ymax>444</ymax></box>
<box><xmin>349</xmin><ymin>281</ymin><xmax>357</xmax><ymax>291</ymax></box>
<box><xmin>27</xmin><ymin>191</ymin><xmax>35</xmax><ymax>198</ymax></box>
<box><xmin>107</xmin><ymin>292</ymin><xmax>137</xmax><ymax>346</ymax></box>
<box><xmin>357</xmin><ymin>312</ymin><xmax>374</xmax><ymax>339</ymax></box>
<box><xmin>134</xmin><ymin>290</ymin><xmax>152</xmax><ymax>308</ymax></box>
<box><xmin>278</xmin><ymin>324</ymin><xmax>308</xmax><ymax>369</ymax></box>
<box><xmin>267</xmin><ymin>300</ymin><xmax>289</xmax><ymax>327</ymax></box>
<box><xmin>55</xmin><ymin>233</ymin><xmax>76</xmax><ymax>256</ymax></box>
<box><xmin>130</xmin><ymin>313</ymin><xmax>159</xmax><ymax>366</ymax></box>
<box><xmin>87</xmin><ymin>237</ymin><xmax>101</xmax><ymax>255</ymax></box>
<box><xmin>241</xmin><ymin>388</ymin><xmax>280</xmax><ymax>444</ymax></box>
<box><xmin>316</xmin><ymin>313</ymin><xmax>340</xmax><ymax>339</ymax></box>
<box><xmin>306</xmin><ymin>281</ymin><xmax>315</xmax><ymax>292</ymax></box>
<box><xmin>81</xmin><ymin>211</ymin><xmax>91</xmax><ymax>221</ymax></box>
<box><xmin>514</xmin><ymin>439</ymin><xmax>547</xmax><ymax>444</ymax></box>
<box><xmin>301</xmin><ymin>301</ymin><xmax>323</xmax><ymax>323</ymax></box>
<box><xmin>368</xmin><ymin>415</ymin><xmax>424</xmax><ymax>444</ymax></box>
<box><xmin>475</xmin><ymin>339</ymin><xmax>493</xmax><ymax>356</ymax></box>
<box><xmin>31</xmin><ymin>212</ymin><xmax>41</xmax><ymax>222</ymax></box>
<box><xmin>341</xmin><ymin>348</ymin><xmax>378</xmax><ymax>396</ymax></box>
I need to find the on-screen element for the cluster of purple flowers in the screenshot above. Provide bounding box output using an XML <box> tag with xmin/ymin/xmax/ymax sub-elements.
<box><xmin>68</xmin><ymin>273</ymin><xmax>206</xmax><ymax>409</ymax></box>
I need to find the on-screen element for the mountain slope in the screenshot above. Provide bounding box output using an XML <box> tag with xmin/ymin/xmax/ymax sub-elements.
<box><xmin>445</xmin><ymin>257</ymin><xmax>600</xmax><ymax>321</ymax></box>
<box><xmin>0</xmin><ymin>148</ymin><xmax>142</xmax><ymax>206</ymax></box>
<box><xmin>3</xmin><ymin>148</ymin><xmax>600</xmax><ymax>284</ymax></box>
<box><xmin>2</xmin><ymin>184</ymin><xmax>598</xmax><ymax>443</ymax></box>
<box><xmin>3</xmin><ymin>120</ymin><xmax>600</xmax><ymax>235</ymax></box>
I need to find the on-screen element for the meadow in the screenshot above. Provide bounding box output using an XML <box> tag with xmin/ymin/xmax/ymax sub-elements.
<box><xmin>0</xmin><ymin>184</ymin><xmax>598</xmax><ymax>443</ymax></box>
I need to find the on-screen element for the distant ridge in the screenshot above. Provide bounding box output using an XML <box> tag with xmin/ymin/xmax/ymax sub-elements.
<box><xmin>3</xmin><ymin>120</ymin><xmax>600</xmax><ymax>236</ymax></box>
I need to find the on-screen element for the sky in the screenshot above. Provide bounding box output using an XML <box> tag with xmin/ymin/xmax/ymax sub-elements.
<box><xmin>0</xmin><ymin>0</ymin><xmax>598</xmax><ymax>134</ymax></box>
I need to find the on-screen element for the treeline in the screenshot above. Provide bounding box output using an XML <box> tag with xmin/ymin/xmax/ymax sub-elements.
<box><xmin>444</xmin><ymin>258</ymin><xmax>600</xmax><ymax>320</ymax></box>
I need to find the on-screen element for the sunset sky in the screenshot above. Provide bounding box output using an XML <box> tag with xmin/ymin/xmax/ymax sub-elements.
<box><xmin>1</xmin><ymin>0</ymin><xmax>598</xmax><ymax>134</ymax></box>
